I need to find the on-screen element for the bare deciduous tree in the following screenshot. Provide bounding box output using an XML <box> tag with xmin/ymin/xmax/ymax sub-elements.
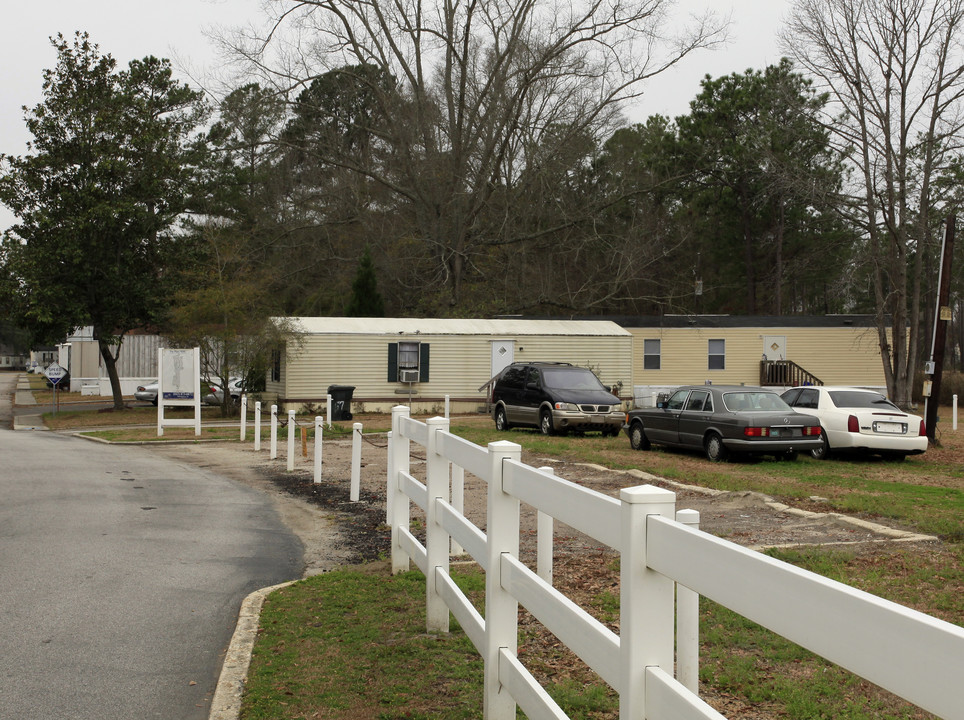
<box><xmin>781</xmin><ymin>0</ymin><xmax>964</xmax><ymax>405</ymax></box>
<box><xmin>223</xmin><ymin>0</ymin><xmax>726</xmax><ymax>306</ymax></box>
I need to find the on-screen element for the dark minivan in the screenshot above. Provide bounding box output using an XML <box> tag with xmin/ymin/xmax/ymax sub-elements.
<box><xmin>491</xmin><ymin>362</ymin><xmax>624</xmax><ymax>435</ymax></box>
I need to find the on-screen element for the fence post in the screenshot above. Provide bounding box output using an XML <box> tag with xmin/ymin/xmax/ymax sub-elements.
<box><xmin>287</xmin><ymin>410</ymin><xmax>296</xmax><ymax>472</ymax></box>
<box><xmin>240</xmin><ymin>395</ymin><xmax>247</xmax><ymax>441</ymax></box>
<box><xmin>326</xmin><ymin>393</ymin><xmax>333</xmax><ymax>428</ymax></box>
<box><xmin>537</xmin><ymin>466</ymin><xmax>555</xmax><ymax>584</ymax></box>
<box><xmin>389</xmin><ymin>405</ymin><xmax>411</xmax><ymax>574</ymax></box>
<box><xmin>313</xmin><ymin>416</ymin><xmax>323</xmax><ymax>484</ymax></box>
<box><xmin>954</xmin><ymin>394</ymin><xmax>958</xmax><ymax>430</ymax></box>
<box><xmin>254</xmin><ymin>401</ymin><xmax>261</xmax><ymax>452</ymax></box>
<box><xmin>351</xmin><ymin>422</ymin><xmax>363</xmax><ymax>502</ymax></box>
<box><xmin>676</xmin><ymin>508</ymin><xmax>701</xmax><ymax>693</ymax></box>
<box><xmin>444</xmin><ymin>394</ymin><xmax>450</xmax><ymax>418</ymax></box>
<box><xmin>425</xmin><ymin>416</ymin><xmax>451</xmax><ymax>633</ymax></box>
<box><xmin>484</xmin><ymin>440</ymin><xmax>522</xmax><ymax>720</ymax></box>
<box><xmin>619</xmin><ymin>485</ymin><xmax>676</xmax><ymax>720</ymax></box>
<box><xmin>270</xmin><ymin>405</ymin><xmax>278</xmax><ymax>460</ymax></box>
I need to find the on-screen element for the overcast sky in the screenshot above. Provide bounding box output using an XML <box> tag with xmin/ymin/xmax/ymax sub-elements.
<box><xmin>0</xmin><ymin>0</ymin><xmax>790</xmax><ymax>233</ymax></box>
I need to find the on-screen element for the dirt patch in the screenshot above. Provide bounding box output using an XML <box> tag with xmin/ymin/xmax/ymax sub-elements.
<box><xmin>147</xmin><ymin>431</ymin><xmax>935</xmax><ymax>579</ymax></box>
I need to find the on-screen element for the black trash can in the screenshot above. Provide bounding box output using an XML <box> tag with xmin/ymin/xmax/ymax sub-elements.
<box><xmin>327</xmin><ymin>385</ymin><xmax>356</xmax><ymax>421</ymax></box>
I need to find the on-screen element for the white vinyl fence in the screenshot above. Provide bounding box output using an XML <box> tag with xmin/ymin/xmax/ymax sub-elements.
<box><xmin>386</xmin><ymin>405</ymin><xmax>964</xmax><ymax>720</ymax></box>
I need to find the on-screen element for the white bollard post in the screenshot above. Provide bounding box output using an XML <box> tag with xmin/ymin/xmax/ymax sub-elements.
<box><xmin>287</xmin><ymin>410</ymin><xmax>296</xmax><ymax>472</ymax></box>
<box><xmin>444</xmin><ymin>394</ymin><xmax>450</xmax><ymax>418</ymax></box>
<box><xmin>954</xmin><ymin>394</ymin><xmax>959</xmax><ymax>431</ymax></box>
<box><xmin>240</xmin><ymin>395</ymin><xmax>247</xmax><ymax>441</ymax></box>
<box><xmin>313</xmin><ymin>416</ymin><xmax>323</xmax><ymax>484</ymax></box>
<box><xmin>270</xmin><ymin>404</ymin><xmax>278</xmax><ymax>459</ymax></box>
<box><xmin>537</xmin><ymin>466</ymin><xmax>555</xmax><ymax>584</ymax></box>
<box><xmin>254</xmin><ymin>401</ymin><xmax>262</xmax><ymax>451</ymax></box>
<box><xmin>425</xmin><ymin>416</ymin><xmax>451</xmax><ymax>633</ymax></box>
<box><xmin>350</xmin><ymin>422</ymin><xmax>362</xmax><ymax>502</ymax></box>
<box><xmin>676</xmin><ymin>508</ymin><xmax>701</xmax><ymax>693</ymax></box>
<box><xmin>450</xmin><ymin>463</ymin><xmax>464</xmax><ymax>555</ymax></box>
<box><xmin>389</xmin><ymin>406</ymin><xmax>411</xmax><ymax>574</ymax></box>
<box><xmin>326</xmin><ymin>393</ymin><xmax>333</xmax><ymax>428</ymax></box>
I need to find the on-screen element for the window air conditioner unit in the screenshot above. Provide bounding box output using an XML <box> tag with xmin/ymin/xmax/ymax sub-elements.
<box><xmin>399</xmin><ymin>369</ymin><xmax>420</xmax><ymax>383</ymax></box>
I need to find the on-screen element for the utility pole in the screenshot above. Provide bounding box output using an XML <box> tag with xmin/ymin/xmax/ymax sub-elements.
<box><xmin>925</xmin><ymin>215</ymin><xmax>955</xmax><ymax>443</ymax></box>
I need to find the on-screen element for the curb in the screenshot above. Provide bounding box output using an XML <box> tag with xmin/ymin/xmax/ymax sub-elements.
<box><xmin>208</xmin><ymin>580</ymin><xmax>298</xmax><ymax>720</ymax></box>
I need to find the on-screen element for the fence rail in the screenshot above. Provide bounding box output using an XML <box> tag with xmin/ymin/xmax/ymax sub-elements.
<box><xmin>386</xmin><ymin>405</ymin><xmax>964</xmax><ymax>720</ymax></box>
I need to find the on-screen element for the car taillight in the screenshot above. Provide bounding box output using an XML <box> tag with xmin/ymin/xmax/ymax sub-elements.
<box><xmin>848</xmin><ymin>415</ymin><xmax>860</xmax><ymax>433</ymax></box>
<box><xmin>919</xmin><ymin>419</ymin><xmax>926</xmax><ymax>437</ymax></box>
<box><xmin>802</xmin><ymin>426</ymin><xmax>821</xmax><ymax>436</ymax></box>
<box><xmin>744</xmin><ymin>427</ymin><xmax>769</xmax><ymax>437</ymax></box>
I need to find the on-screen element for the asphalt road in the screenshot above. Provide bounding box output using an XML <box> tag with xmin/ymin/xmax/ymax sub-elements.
<box><xmin>0</xmin><ymin>375</ymin><xmax>303</xmax><ymax>719</ymax></box>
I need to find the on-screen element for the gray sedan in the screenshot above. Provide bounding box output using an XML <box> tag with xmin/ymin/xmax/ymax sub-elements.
<box><xmin>625</xmin><ymin>385</ymin><xmax>823</xmax><ymax>462</ymax></box>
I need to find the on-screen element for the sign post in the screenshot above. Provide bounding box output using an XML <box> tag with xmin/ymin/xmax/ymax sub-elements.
<box><xmin>43</xmin><ymin>362</ymin><xmax>67</xmax><ymax>414</ymax></box>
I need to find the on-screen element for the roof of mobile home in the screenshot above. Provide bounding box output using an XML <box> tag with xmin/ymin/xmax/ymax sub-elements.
<box><xmin>287</xmin><ymin>317</ymin><xmax>632</xmax><ymax>337</ymax></box>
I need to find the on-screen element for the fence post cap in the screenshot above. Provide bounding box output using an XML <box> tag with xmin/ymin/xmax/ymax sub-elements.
<box><xmin>619</xmin><ymin>484</ymin><xmax>676</xmax><ymax>504</ymax></box>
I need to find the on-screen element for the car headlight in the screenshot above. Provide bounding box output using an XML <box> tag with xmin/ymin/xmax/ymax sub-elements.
<box><xmin>554</xmin><ymin>402</ymin><xmax>579</xmax><ymax>412</ymax></box>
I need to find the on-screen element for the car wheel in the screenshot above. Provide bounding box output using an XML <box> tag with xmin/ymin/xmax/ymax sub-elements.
<box><xmin>810</xmin><ymin>432</ymin><xmax>831</xmax><ymax>460</ymax></box>
<box><xmin>494</xmin><ymin>406</ymin><xmax>510</xmax><ymax>431</ymax></box>
<box><xmin>540</xmin><ymin>410</ymin><xmax>555</xmax><ymax>436</ymax></box>
<box><xmin>704</xmin><ymin>432</ymin><xmax>728</xmax><ymax>463</ymax></box>
<box><xmin>629</xmin><ymin>422</ymin><xmax>650</xmax><ymax>451</ymax></box>
<box><xmin>151</xmin><ymin>397</ymin><xmax>158</xmax><ymax>407</ymax></box>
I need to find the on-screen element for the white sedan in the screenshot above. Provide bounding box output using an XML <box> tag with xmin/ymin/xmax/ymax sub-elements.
<box><xmin>781</xmin><ymin>386</ymin><xmax>928</xmax><ymax>461</ymax></box>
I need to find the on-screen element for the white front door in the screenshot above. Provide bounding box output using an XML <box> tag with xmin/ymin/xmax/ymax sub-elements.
<box><xmin>763</xmin><ymin>336</ymin><xmax>787</xmax><ymax>361</ymax></box>
<box><xmin>490</xmin><ymin>340</ymin><xmax>515</xmax><ymax>379</ymax></box>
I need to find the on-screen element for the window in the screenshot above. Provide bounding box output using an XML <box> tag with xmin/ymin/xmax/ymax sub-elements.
<box><xmin>388</xmin><ymin>342</ymin><xmax>430</xmax><ymax>382</ymax></box>
<box><xmin>270</xmin><ymin>348</ymin><xmax>281</xmax><ymax>382</ymax></box>
<box><xmin>666</xmin><ymin>389</ymin><xmax>688</xmax><ymax>410</ymax></box>
<box><xmin>685</xmin><ymin>390</ymin><xmax>711</xmax><ymax>411</ymax></box>
<box><xmin>708</xmin><ymin>339</ymin><xmax>725</xmax><ymax>370</ymax></box>
<box><xmin>643</xmin><ymin>339</ymin><xmax>661</xmax><ymax>370</ymax></box>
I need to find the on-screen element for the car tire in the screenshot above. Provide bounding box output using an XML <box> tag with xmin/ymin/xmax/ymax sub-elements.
<box><xmin>494</xmin><ymin>406</ymin><xmax>510</xmax><ymax>431</ymax></box>
<box><xmin>704</xmin><ymin>432</ymin><xmax>728</xmax><ymax>463</ymax></box>
<box><xmin>810</xmin><ymin>432</ymin><xmax>831</xmax><ymax>460</ymax></box>
<box><xmin>540</xmin><ymin>410</ymin><xmax>555</xmax><ymax>436</ymax></box>
<box><xmin>151</xmin><ymin>397</ymin><xmax>158</xmax><ymax>407</ymax></box>
<box><xmin>629</xmin><ymin>422</ymin><xmax>650</xmax><ymax>451</ymax></box>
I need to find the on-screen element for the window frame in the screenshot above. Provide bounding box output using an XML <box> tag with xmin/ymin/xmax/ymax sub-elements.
<box><xmin>708</xmin><ymin>339</ymin><xmax>725</xmax><ymax>370</ymax></box>
<box><xmin>643</xmin><ymin>338</ymin><xmax>661</xmax><ymax>370</ymax></box>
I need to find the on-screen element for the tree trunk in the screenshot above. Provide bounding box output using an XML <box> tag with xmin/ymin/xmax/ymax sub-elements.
<box><xmin>97</xmin><ymin>337</ymin><xmax>126</xmax><ymax>410</ymax></box>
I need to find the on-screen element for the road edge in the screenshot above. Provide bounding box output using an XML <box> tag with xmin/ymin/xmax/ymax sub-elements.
<box><xmin>208</xmin><ymin>580</ymin><xmax>298</xmax><ymax>720</ymax></box>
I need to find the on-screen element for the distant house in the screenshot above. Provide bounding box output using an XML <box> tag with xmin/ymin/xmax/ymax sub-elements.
<box><xmin>268</xmin><ymin>317</ymin><xmax>634</xmax><ymax>414</ymax></box>
<box><xmin>0</xmin><ymin>343</ymin><xmax>28</xmax><ymax>371</ymax></box>
<box><xmin>62</xmin><ymin>327</ymin><xmax>165</xmax><ymax>394</ymax></box>
<box><xmin>619</xmin><ymin>315</ymin><xmax>889</xmax><ymax>406</ymax></box>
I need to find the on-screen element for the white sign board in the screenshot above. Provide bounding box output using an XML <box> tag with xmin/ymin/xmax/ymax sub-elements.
<box><xmin>43</xmin><ymin>362</ymin><xmax>67</xmax><ymax>385</ymax></box>
<box><xmin>157</xmin><ymin>347</ymin><xmax>201</xmax><ymax>436</ymax></box>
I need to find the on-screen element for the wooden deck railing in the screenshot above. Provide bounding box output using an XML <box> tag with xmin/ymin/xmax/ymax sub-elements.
<box><xmin>759</xmin><ymin>360</ymin><xmax>823</xmax><ymax>387</ymax></box>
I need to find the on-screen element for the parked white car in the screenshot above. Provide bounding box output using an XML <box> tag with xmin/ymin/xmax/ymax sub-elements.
<box><xmin>203</xmin><ymin>378</ymin><xmax>244</xmax><ymax>407</ymax></box>
<box><xmin>781</xmin><ymin>385</ymin><xmax>928</xmax><ymax>461</ymax></box>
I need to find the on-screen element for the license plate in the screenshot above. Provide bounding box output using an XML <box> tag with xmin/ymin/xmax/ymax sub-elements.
<box><xmin>770</xmin><ymin>428</ymin><xmax>794</xmax><ymax>438</ymax></box>
<box><xmin>873</xmin><ymin>421</ymin><xmax>905</xmax><ymax>434</ymax></box>
<box><xmin>590</xmin><ymin>416</ymin><xmax>603</xmax><ymax>423</ymax></box>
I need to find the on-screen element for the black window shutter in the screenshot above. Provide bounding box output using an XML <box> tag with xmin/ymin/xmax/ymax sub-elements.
<box><xmin>387</xmin><ymin>343</ymin><xmax>398</xmax><ymax>382</ymax></box>
<box><xmin>419</xmin><ymin>343</ymin><xmax>430</xmax><ymax>382</ymax></box>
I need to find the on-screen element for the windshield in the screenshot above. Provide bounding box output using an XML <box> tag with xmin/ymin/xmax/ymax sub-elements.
<box><xmin>723</xmin><ymin>391</ymin><xmax>792</xmax><ymax>412</ymax></box>
<box><xmin>541</xmin><ymin>367</ymin><xmax>608</xmax><ymax>391</ymax></box>
<box><xmin>828</xmin><ymin>390</ymin><xmax>899</xmax><ymax>411</ymax></box>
